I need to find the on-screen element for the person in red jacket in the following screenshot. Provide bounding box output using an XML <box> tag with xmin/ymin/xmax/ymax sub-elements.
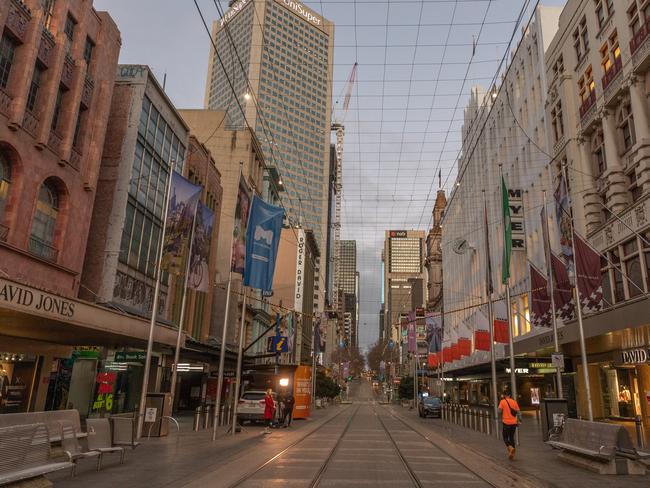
<box><xmin>263</xmin><ymin>388</ymin><xmax>275</xmax><ymax>434</ymax></box>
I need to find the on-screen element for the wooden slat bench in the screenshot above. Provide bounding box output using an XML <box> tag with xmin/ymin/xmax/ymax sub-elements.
<box><xmin>0</xmin><ymin>410</ymin><xmax>85</xmax><ymax>443</ymax></box>
<box><xmin>547</xmin><ymin>418</ymin><xmax>646</xmax><ymax>475</ymax></box>
<box><xmin>0</xmin><ymin>423</ymin><xmax>73</xmax><ymax>486</ymax></box>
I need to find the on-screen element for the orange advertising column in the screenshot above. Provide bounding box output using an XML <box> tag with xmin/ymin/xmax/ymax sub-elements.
<box><xmin>292</xmin><ymin>365</ymin><xmax>312</xmax><ymax>419</ymax></box>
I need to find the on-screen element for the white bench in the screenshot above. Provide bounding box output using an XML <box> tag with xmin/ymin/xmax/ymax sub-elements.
<box><xmin>0</xmin><ymin>410</ymin><xmax>85</xmax><ymax>443</ymax></box>
<box><xmin>548</xmin><ymin>418</ymin><xmax>646</xmax><ymax>475</ymax></box>
<box><xmin>0</xmin><ymin>423</ymin><xmax>73</xmax><ymax>486</ymax></box>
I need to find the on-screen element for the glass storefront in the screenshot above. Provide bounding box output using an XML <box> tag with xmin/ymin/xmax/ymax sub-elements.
<box><xmin>599</xmin><ymin>362</ymin><xmax>645</xmax><ymax>419</ymax></box>
<box><xmin>0</xmin><ymin>353</ymin><xmax>38</xmax><ymax>413</ymax></box>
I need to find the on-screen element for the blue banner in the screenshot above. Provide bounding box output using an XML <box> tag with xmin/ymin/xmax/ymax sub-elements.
<box><xmin>243</xmin><ymin>196</ymin><xmax>284</xmax><ymax>291</ymax></box>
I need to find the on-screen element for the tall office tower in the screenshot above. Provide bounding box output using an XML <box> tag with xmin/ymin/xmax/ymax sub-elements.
<box><xmin>340</xmin><ymin>240</ymin><xmax>357</xmax><ymax>346</ymax></box>
<box><xmin>204</xmin><ymin>0</ymin><xmax>334</xmax><ymax>313</ymax></box>
<box><xmin>383</xmin><ymin>231</ymin><xmax>426</xmax><ymax>347</ymax></box>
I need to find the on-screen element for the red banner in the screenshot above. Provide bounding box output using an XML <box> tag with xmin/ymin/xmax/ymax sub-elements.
<box><xmin>451</xmin><ymin>343</ymin><xmax>460</xmax><ymax>361</ymax></box>
<box><xmin>494</xmin><ymin>319</ymin><xmax>509</xmax><ymax>343</ymax></box>
<box><xmin>475</xmin><ymin>330</ymin><xmax>490</xmax><ymax>351</ymax></box>
<box><xmin>427</xmin><ymin>352</ymin><xmax>441</xmax><ymax>368</ymax></box>
<box><xmin>442</xmin><ymin>347</ymin><xmax>452</xmax><ymax>362</ymax></box>
<box><xmin>458</xmin><ymin>338</ymin><xmax>471</xmax><ymax>357</ymax></box>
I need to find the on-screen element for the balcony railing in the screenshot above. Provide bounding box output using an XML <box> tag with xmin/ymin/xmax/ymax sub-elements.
<box><xmin>631</xmin><ymin>19</ymin><xmax>650</xmax><ymax>55</ymax></box>
<box><xmin>81</xmin><ymin>75</ymin><xmax>94</xmax><ymax>108</ymax></box>
<box><xmin>29</xmin><ymin>236</ymin><xmax>59</xmax><ymax>262</ymax></box>
<box><xmin>0</xmin><ymin>223</ymin><xmax>8</xmax><ymax>242</ymax></box>
<box><xmin>70</xmin><ymin>148</ymin><xmax>81</xmax><ymax>170</ymax></box>
<box><xmin>6</xmin><ymin>0</ymin><xmax>31</xmax><ymax>43</ymax></box>
<box><xmin>579</xmin><ymin>89</ymin><xmax>597</xmax><ymax>119</ymax></box>
<box><xmin>48</xmin><ymin>130</ymin><xmax>62</xmax><ymax>156</ymax></box>
<box><xmin>22</xmin><ymin>110</ymin><xmax>39</xmax><ymax>136</ymax></box>
<box><xmin>0</xmin><ymin>88</ymin><xmax>11</xmax><ymax>117</ymax></box>
<box><xmin>602</xmin><ymin>56</ymin><xmax>623</xmax><ymax>90</ymax></box>
<box><xmin>38</xmin><ymin>28</ymin><xmax>56</xmax><ymax>68</ymax></box>
<box><xmin>61</xmin><ymin>54</ymin><xmax>74</xmax><ymax>88</ymax></box>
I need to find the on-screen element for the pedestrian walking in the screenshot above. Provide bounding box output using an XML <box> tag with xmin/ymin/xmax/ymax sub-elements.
<box><xmin>263</xmin><ymin>388</ymin><xmax>275</xmax><ymax>434</ymax></box>
<box><xmin>498</xmin><ymin>390</ymin><xmax>521</xmax><ymax>460</ymax></box>
<box><xmin>281</xmin><ymin>392</ymin><xmax>295</xmax><ymax>427</ymax></box>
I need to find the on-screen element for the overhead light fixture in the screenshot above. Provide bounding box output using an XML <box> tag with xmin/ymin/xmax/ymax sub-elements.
<box><xmin>491</xmin><ymin>86</ymin><xmax>498</xmax><ymax>100</ymax></box>
<box><xmin>279</xmin><ymin>378</ymin><xmax>289</xmax><ymax>387</ymax></box>
<box><xmin>243</xmin><ymin>92</ymin><xmax>251</xmax><ymax>101</ymax></box>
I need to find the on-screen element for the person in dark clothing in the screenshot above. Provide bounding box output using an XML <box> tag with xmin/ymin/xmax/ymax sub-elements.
<box><xmin>281</xmin><ymin>393</ymin><xmax>295</xmax><ymax>427</ymax></box>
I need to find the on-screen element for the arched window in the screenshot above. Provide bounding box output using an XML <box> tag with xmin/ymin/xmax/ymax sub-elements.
<box><xmin>0</xmin><ymin>150</ymin><xmax>10</xmax><ymax>219</ymax></box>
<box><xmin>30</xmin><ymin>179</ymin><xmax>59</xmax><ymax>260</ymax></box>
<box><xmin>617</xmin><ymin>100</ymin><xmax>636</xmax><ymax>154</ymax></box>
<box><xmin>591</xmin><ymin>128</ymin><xmax>607</xmax><ymax>178</ymax></box>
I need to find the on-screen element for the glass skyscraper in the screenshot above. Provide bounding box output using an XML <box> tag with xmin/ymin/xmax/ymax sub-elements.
<box><xmin>204</xmin><ymin>0</ymin><xmax>334</xmax><ymax>311</ymax></box>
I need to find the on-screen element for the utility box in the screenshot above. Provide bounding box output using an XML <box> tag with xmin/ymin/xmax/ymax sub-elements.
<box><xmin>145</xmin><ymin>392</ymin><xmax>172</xmax><ymax>437</ymax></box>
<box><xmin>541</xmin><ymin>398</ymin><xmax>568</xmax><ymax>441</ymax></box>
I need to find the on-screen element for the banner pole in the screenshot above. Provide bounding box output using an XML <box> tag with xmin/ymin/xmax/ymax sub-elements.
<box><xmin>169</xmin><ymin>207</ymin><xmax>198</xmax><ymax>410</ymax></box>
<box><xmin>212</xmin><ymin>162</ymin><xmax>243</xmax><ymax>440</ymax></box>
<box><xmin>542</xmin><ymin>188</ymin><xmax>563</xmax><ymax>398</ymax></box>
<box><xmin>136</xmin><ymin>160</ymin><xmax>176</xmax><ymax>439</ymax></box>
<box><xmin>231</xmin><ymin>289</ymin><xmax>248</xmax><ymax>435</ymax></box>
<box><xmin>562</xmin><ymin>162</ymin><xmax>593</xmax><ymax>421</ymax></box>
<box><xmin>484</xmin><ymin>190</ymin><xmax>500</xmax><ymax>437</ymax></box>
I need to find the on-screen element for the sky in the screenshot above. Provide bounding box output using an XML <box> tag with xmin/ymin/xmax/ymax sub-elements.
<box><xmin>95</xmin><ymin>0</ymin><xmax>568</xmax><ymax>353</ymax></box>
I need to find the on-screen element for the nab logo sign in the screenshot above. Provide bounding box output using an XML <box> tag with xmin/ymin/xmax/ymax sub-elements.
<box><xmin>390</xmin><ymin>230</ymin><xmax>407</xmax><ymax>238</ymax></box>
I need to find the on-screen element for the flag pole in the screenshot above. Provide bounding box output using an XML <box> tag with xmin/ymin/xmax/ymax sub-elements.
<box><xmin>483</xmin><ymin>190</ymin><xmax>500</xmax><ymax>436</ymax></box>
<box><xmin>169</xmin><ymin>205</ymin><xmax>199</xmax><ymax>409</ymax></box>
<box><xmin>231</xmin><ymin>288</ymin><xmax>248</xmax><ymax>435</ymax></box>
<box><xmin>562</xmin><ymin>162</ymin><xmax>593</xmax><ymax>421</ymax></box>
<box><xmin>500</xmin><ymin>168</ymin><xmax>517</xmax><ymax>405</ymax></box>
<box><xmin>542</xmin><ymin>189</ymin><xmax>563</xmax><ymax>398</ymax></box>
<box><xmin>136</xmin><ymin>160</ymin><xmax>176</xmax><ymax>439</ymax></box>
<box><xmin>212</xmin><ymin>162</ymin><xmax>243</xmax><ymax>441</ymax></box>
<box><xmin>311</xmin><ymin>314</ymin><xmax>317</xmax><ymax>409</ymax></box>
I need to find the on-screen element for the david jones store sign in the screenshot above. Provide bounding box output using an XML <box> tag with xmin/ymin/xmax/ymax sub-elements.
<box><xmin>0</xmin><ymin>281</ymin><xmax>75</xmax><ymax>319</ymax></box>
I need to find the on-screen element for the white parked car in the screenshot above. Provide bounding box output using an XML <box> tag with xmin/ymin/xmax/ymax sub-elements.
<box><xmin>237</xmin><ymin>390</ymin><xmax>277</xmax><ymax>423</ymax></box>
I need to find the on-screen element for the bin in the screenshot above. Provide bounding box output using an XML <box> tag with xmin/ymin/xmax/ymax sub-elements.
<box><xmin>540</xmin><ymin>398</ymin><xmax>568</xmax><ymax>441</ymax></box>
<box><xmin>144</xmin><ymin>392</ymin><xmax>172</xmax><ymax>437</ymax></box>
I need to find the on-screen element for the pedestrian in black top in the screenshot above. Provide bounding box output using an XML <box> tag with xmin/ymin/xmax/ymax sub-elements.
<box><xmin>281</xmin><ymin>393</ymin><xmax>295</xmax><ymax>427</ymax></box>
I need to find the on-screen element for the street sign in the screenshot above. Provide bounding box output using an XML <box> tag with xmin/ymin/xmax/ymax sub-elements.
<box><xmin>115</xmin><ymin>351</ymin><xmax>146</xmax><ymax>362</ymax></box>
<box><xmin>551</xmin><ymin>352</ymin><xmax>564</xmax><ymax>369</ymax></box>
<box><xmin>267</xmin><ymin>336</ymin><xmax>288</xmax><ymax>353</ymax></box>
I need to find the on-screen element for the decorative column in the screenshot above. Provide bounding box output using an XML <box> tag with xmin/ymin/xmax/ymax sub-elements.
<box><xmin>629</xmin><ymin>74</ymin><xmax>650</xmax><ymax>194</ymax></box>
<box><xmin>575</xmin><ymin>135</ymin><xmax>601</xmax><ymax>233</ymax></box>
<box><xmin>601</xmin><ymin>108</ymin><xmax>629</xmax><ymax>214</ymax></box>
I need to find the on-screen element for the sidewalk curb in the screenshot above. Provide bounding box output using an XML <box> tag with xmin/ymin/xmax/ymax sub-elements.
<box><xmin>387</xmin><ymin>406</ymin><xmax>558</xmax><ymax>488</ymax></box>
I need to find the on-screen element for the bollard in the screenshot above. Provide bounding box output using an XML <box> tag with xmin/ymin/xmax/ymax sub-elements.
<box><xmin>193</xmin><ymin>406</ymin><xmax>202</xmax><ymax>431</ymax></box>
<box><xmin>454</xmin><ymin>404</ymin><xmax>459</xmax><ymax>424</ymax></box>
<box><xmin>486</xmin><ymin>411</ymin><xmax>492</xmax><ymax>437</ymax></box>
<box><xmin>470</xmin><ymin>409</ymin><xmax>476</xmax><ymax>431</ymax></box>
<box><xmin>203</xmin><ymin>405</ymin><xmax>212</xmax><ymax>429</ymax></box>
<box><xmin>635</xmin><ymin>415</ymin><xmax>646</xmax><ymax>449</ymax></box>
<box><xmin>478</xmin><ymin>411</ymin><xmax>485</xmax><ymax>433</ymax></box>
<box><xmin>443</xmin><ymin>403</ymin><xmax>448</xmax><ymax>421</ymax></box>
<box><xmin>462</xmin><ymin>407</ymin><xmax>468</xmax><ymax>428</ymax></box>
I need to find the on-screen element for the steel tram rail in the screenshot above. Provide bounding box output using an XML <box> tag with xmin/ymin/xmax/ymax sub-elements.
<box><xmin>228</xmin><ymin>405</ymin><xmax>360</xmax><ymax>488</ymax></box>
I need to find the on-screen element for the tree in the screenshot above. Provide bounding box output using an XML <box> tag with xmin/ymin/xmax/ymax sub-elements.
<box><xmin>315</xmin><ymin>370</ymin><xmax>341</xmax><ymax>399</ymax></box>
<box><xmin>367</xmin><ymin>339</ymin><xmax>388</xmax><ymax>373</ymax></box>
<box><xmin>398</xmin><ymin>375</ymin><xmax>414</xmax><ymax>399</ymax></box>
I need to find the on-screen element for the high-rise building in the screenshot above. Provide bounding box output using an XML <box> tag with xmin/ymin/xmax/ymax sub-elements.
<box><xmin>339</xmin><ymin>240</ymin><xmax>358</xmax><ymax>346</ymax></box>
<box><xmin>204</xmin><ymin>0</ymin><xmax>334</xmax><ymax>313</ymax></box>
<box><xmin>383</xmin><ymin>230</ymin><xmax>426</xmax><ymax>349</ymax></box>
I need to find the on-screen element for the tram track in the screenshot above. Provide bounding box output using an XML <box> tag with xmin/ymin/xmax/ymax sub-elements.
<box><xmin>228</xmin><ymin>404</ymin><xmax>360</xmax><ymax>488</ymax></box>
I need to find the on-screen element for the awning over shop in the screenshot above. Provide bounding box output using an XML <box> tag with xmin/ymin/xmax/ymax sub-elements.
<box><xmin>0</xmin><ymin>277</ymin><xmax>180</xmax><ymax>349</ymax></box>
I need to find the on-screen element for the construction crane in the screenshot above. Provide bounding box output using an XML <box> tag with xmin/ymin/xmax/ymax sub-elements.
<box><xmin>330</xmin><ymin>63</ymin><xmax>357</xmax><ymax>340</ymax></box>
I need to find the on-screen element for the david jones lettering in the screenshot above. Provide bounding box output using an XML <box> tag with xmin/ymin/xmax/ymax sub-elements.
<box><xmin>0</xmin><ymin>284</ymin><xmax>75</xmax><ymax>317</ymax></box>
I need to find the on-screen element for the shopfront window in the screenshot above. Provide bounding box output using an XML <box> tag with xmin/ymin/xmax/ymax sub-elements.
<box><xmin>600</xmin><ymin>363</ymin><xmax>643</xmax><ymax>419</ymax></box>
<box><xmin>610</xmin><ymin>248</ymin><xmax>625</xmax><ymax>302</ymax></box>
<box><xmin>0</xmin><ymin>353</ymin><xmax>38</xmax><ymax>413</ymax></box>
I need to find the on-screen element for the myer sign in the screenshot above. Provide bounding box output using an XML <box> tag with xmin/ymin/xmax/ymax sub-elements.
<box><xmin>508</xmin><ymin>188</ymin><xmax>526</xmax><ymax>251</ymax></box>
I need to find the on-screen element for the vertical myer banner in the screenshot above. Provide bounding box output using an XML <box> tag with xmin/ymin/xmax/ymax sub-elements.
<box><xmin>188</xmin><ymin>202</ymin><xmax>214</xmax><ymax>292</ymax></box>
<box><xmin>232</xmin><ymin>175</ymin><xmax>252</xmax><ymax>274</ymax></box>
<box><xmin>407</xmin><ymin>311</ymin><xmax>416</xmax><ymax>353</ymax></box>
<box><xmin>243</xmin><ymin>196</ymin><xmax>284</xmax><ymax>291</ymax></box>
<box><xmin>501</xmin><ymin>176</ymin><xmax>526</xmax><ymax>284</ymax></box>
<box><xmin>161</xmin><ymin>172</ymin><xmax>202</xmax><ymax>273</ymax></box>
